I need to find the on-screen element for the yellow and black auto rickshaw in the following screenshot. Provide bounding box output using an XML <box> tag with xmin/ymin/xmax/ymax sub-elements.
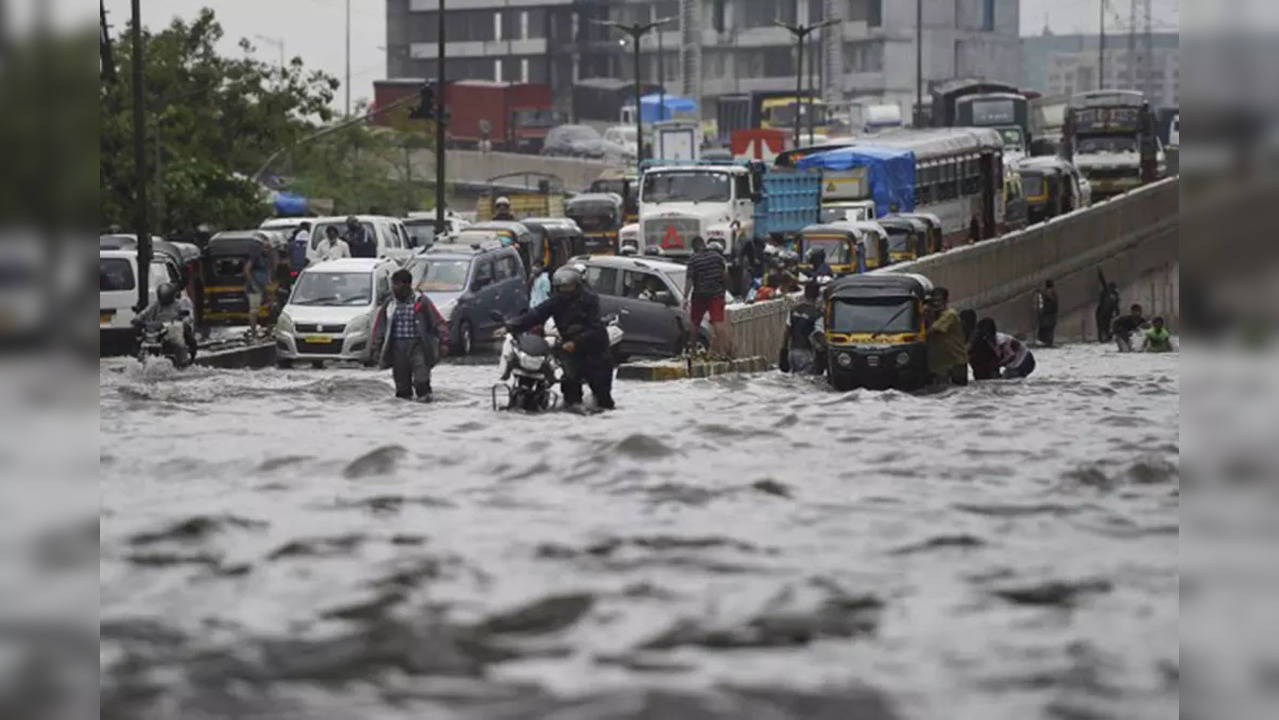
<box><xmin>878</xmin><ymin>215</ymin><xmax>932</xmax><ymax>263</ymax></box>
<box><xmin>203</xmin><ymin>230</ymin><xmax>285</xmax><ymax>325</ymax></box>
<box><xmin>895</xmin><ymin>212</ymin><xmax>944</xmax><ymax>254</ymax></box>
<box><xmin>821</xmin><ymin>273</ymin><xmax>934</xmax><ymax>392</ymax></box>
<box><xmin>564</xmin><ymin>192</ymin><xmax>623</xmax><ymax>255</ymax></box>
<box><xmin>796</xmin><ymin>221</ymin><xmax>888</xmax><ymax>276</ymax></box>
<box><xmin>588</xmin><ymin>171</ymin><xmax>638</xmax><ymax>225</ymax></box>
<box><xmin>1017</xmin><ymin>158</ymin><xmax>1071</xmax><ymax>224</ymax></box>
<box><xmin>519</xmin><ymin>217</ymin><xmax>588</xmax><ymax>273</ymax></box>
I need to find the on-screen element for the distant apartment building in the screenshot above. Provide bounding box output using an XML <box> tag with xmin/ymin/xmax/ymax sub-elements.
<box><xmin>385</xmin><ymin>0</ymin><xmax>1020</xmax><ymax>122</ymax></box>
<box><xmin>1020</xmin><ymin>31</ymin><xmax>1180</xmax><ymax>108</ymax></box>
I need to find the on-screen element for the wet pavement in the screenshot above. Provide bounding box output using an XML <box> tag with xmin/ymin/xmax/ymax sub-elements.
<box><xmin>99</xmin><ymin>344</ymin><xmax>1179</xmax><ymax>719</ymax></box>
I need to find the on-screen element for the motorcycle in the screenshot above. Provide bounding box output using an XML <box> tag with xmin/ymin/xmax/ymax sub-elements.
<box><xmin>136</xmin><ymin>312</ymin><xmax>195</xmax><ymax>368</ymax></box>
<box><xmin>490</xmin><ymin>310</ymin><xmax>623</xmax><ymax>412</ymax></box>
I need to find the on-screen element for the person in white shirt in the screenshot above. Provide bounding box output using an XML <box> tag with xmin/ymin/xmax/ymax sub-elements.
<box><xmin>994</xmin><ymin>331</ymin><xmax>1036</xmax><ymax>379</ymax></box>
<box><xmin>315</xmin><ymin>226</ymin><xmax>351</xmax><ymax>262</ymax></box>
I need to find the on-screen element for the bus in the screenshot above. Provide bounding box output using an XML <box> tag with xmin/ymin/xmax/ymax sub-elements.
<box><xmin>1062</xmin><ymin>90</ymin><xmax>1162</xmax><ymax>198</ymax></box>
<box><xmin>792</xmin><ymin>127</ymin><xmax>1007</xmax><ymax>248</ymax></box>
<box><xmin>930</xmin><ymin>79</ymin><xmax>1030</xmax><ymax>155</ymax></box>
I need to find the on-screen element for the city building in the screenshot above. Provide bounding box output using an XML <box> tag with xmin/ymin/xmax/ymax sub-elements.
<box><xmin>384</xmin><ymin>0</ymin><xmax>1021</xmax><ymax>125</ymax></box>
<box><xmin>1020</xmin><ymin>31</ymin><xmax>1180</xmax><ymax>108</ymax></box>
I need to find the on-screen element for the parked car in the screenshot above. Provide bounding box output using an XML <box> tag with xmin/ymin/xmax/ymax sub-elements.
<box><xmin>602</xmin><ymin>125</ymin><xmax>639</xmax><ymax>158</ymax></box>
<box><xmin>273</xmin><ymin>257</ymin><xmax>410</xmax><ymax>368</ymax></box>
<box><xmin>307</xmin><ymin>215</ymin><xmax>415</xmax><ymax>261</ymax></box>
<box><xmin>408</xmin><ymin>242</ymin><xmax>528</xmax><ymax>355</ymax></box>
<box><xmin>576</xmin><ymin>254</ymin><xmax>708</xmax><ymax>360</ymax></box>
<box><xmin>541</xmin><ymin>124</ymin><xmax>629</xmax><ymax>160</ymax></box>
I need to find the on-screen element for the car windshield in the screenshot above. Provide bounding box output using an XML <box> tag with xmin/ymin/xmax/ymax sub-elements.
<box><xmin>1022</xmin><ymin>175</ymin><xmax>1045</xmax><ymax>197</ymax></box>
<box><xmin>417</xmin><ymin>259</ymin><xmax>471</xmax><ymax>292</ymax></box>
<box><xmin>311</xmin><ymin>221</ymin><xmax>376</xmax><ymax>250</ymax></box>
<box><xmin>803</xmin><ymin>236</ymin><xmax>853</xmax><ymax>265</ymax></box>
<box><xmin>765</xmin><ymin>102</ymin><xmax>827</xmax><ymax>126</ymax></box>
<box><xmin>831</xmin><ymin>297</ymin><xmax>917</xmax><ymax>334</ymax></box>
<box><xmin>642</xmin><ymin>172</ymin><xmax>731</xmax><ymax>203</ymax></box>
<box><xmin>290</xmin><ymin>271</ymin><xmax>372</xmax><ymax>306</ymax></box>
<box><xmin>999</xmin><ymin>127</ymin><xmax>1025</xmax><ymax>148</ymax></box>
<box><xmin>884</xmin><ymin>227</ymin><xmax>913</xmax><ymax>252</ymax></box>
<box><xmin>100</xmin><ymin>258</ymin><xmax>134</xmax><ymax>291</ymax></box>
<box><xmin>404</xmin><ymin>222</ymin><xmax>436</xmax><ymax>247</ymax></box>
<box><xmin>1078</xmin><ymin>136</ymin><xmax>1137</xmax><ymax>154</ymax></box>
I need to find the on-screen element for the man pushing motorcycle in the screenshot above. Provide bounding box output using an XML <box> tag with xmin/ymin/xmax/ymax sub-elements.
<box><xmin>506</xmin><ymin>265</ymin><xmax>616</xmax><ymax>411</ymax></box>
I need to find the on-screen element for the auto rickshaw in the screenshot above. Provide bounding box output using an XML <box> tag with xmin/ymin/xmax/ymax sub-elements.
<box><xmin>894</xmin><ymin>212</ymin><xmax>944</xmax><ymax>254</ymax></box>
<box><xmin>519</xmin><ymin>218</ymin><xmax>588</xmax><ymax>274</ymax></box>
<box><xmin>1017</xmin><ymin>158</ymin><xmax>1069</xmax><ymax>224</ymax></box>
<box><xmin>588</xmin><ymin>170</ymin><xmax>638</xmax><ymax>225</ymax></box>
<box><xmin>203</xmin><ymin>230</ymin><xmax>285</xmax><ymax>325</ymax></box>
<box><xmin>821</xmin><ymin>273</ymin><xmax>934</xmax><ymax>392</ymax></box>
<box><xmin>877</xmin><ymin>216</ymin><xmax>931</xmax><ymax>263</ymax></box>
<box><xmin>564</xmin><ymin>192</ymin><xmax>623</xmax><ymax>255</ymax></box>
<box><xmin>797</xmin><ymin>223</ymin><xmax>867</xmax><ymax>277</ymax></box>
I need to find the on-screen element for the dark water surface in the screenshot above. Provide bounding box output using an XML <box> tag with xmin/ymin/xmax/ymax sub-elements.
<box><xmin>99</xmin><ymin>345</ymin><xmax>1178</xmax><ymax>719</ymax></box>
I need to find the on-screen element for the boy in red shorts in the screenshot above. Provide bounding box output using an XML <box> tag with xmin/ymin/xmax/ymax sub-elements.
<box><xmin>686</xmin><ymin>236</ymin><xmax>730</xmax><ymax>357</ymax></box>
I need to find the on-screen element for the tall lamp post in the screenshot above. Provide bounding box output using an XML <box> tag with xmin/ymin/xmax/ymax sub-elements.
<box><xmin>595</xmin><ymin>17</ymin><xmax>672</xmax><ymax>175</ymax></box>
<box><xmin>435</xmin><ymin>0</ymin><xmax>446</xmax><ymax>234</ymax></box>
<box><xmin>775</xmin><ymin>17</ymin><xmax>839</xmax><ymax>149</ymax></box>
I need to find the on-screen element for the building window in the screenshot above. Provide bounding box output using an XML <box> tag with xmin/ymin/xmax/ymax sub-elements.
<box><xmin>843</xmin><ymin>40</ymin><xmax>883</xmax><ymax>73</ymax></box>
<box><xmin>847</xmin><ymin>0</ymin><xmax>882</xmax><ymax>27</ymax></box>
<box><xmin>741</xmin><ymin>0</ymin><xmax>795</xmax><ymax>28</ymax></box>
<box><xmin>763</xmin><ymin>46</ymin><xmax>794</xmax><ymax>77</ymax></box>
<box><xmin>982</xmin><ymin>0</ymin><xmax>995</xmax><ymax>31</ymax></box>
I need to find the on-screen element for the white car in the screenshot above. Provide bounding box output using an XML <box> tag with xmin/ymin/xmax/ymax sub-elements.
<box><xmin>274</xmin><ymin>257</ymin><xmax>411</xmax><ymax>368</ymax></box>
<box><xmin>100</xmin><ymin>247</ymin><xmax>188</xmax><ymax>355</ymax></box>
<box><xmin>305</xmin><ymin>215</ymin><xmax>416</xmax><ymax>262</ymax></box>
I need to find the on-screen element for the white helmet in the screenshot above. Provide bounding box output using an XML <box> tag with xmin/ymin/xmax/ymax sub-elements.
<box><xmin>551</xmin><ymin>265</ymin><xmax>582</xmax><ymax>293</ymax></box>
<box><xmin>495</xmin><ymin>196</ymin><xmax>511</xmax><ymax>207</ymax></box>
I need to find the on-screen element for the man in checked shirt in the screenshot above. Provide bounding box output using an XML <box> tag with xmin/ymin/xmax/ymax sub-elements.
<box><xmin>371</xmin><ymin>269</ymin><xmax>449</xmax><ymax>402</ymax></box>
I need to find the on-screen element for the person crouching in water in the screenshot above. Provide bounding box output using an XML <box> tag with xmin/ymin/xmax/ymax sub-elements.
<box><xmin>506</xmin><ymin>265</ymin><xmax>615</xmax><ymax>411</ymax></box>
<box><xmin>1142</xmin><ymin>316</ymin><xmax>1174</xmax><ymax>352</ymax></box>
<box><xmin>994</xmin><ymin>326</ymin><xmax>1036</xmax><ymax>379</ymax></box>
<box><xmin>372</xmin><ymin>269</ymin><xmax>449</xmax><ymax>402</ymax></box>
<box><xmin>1111</xmin><ymin>304</ymin><xmax>1147</xmax><ymax>352</ymax></box>
<box><xmin>779</xmin><ymin>281</ymin><xmax>824</xmax><ymax>374</ymax></box>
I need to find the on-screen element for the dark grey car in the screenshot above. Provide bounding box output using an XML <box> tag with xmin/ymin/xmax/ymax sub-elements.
<box><xmin>578</xmin><ymin>256</ymin><xmax>708</xmax><ymax>360</ymax></box>
<box><xmin>409</xmin><ymin>244</ymin><xmax>529</xmax><ymax>355</ymax></box>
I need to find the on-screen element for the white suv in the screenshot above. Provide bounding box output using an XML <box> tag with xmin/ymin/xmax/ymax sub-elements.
<box><xmin>274</xmin><ymin>258</ymin><xmax>407</xmax><ymax>368</ymax></box>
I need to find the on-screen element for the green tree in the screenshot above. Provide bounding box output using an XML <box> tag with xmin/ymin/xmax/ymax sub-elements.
<box><xmin>99</xmin><ymin>7</ymin><xmax>339</xmax><ymax>234</ymax></box>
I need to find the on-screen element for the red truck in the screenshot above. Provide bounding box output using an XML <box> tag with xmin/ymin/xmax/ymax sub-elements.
<box><xmin>371</xmin><ymin>79</ymin><xmax>555</xmax><ymax>152</ymax></box>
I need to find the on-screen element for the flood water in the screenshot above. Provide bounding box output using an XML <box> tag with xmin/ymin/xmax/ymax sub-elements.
<box><xmin>99</xmin><ymin>344</ymin><xmax>1179</xmax><ymax>719</ymax></box>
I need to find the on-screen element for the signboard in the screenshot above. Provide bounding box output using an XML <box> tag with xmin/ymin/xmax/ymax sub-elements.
<box><xmin>654</xmin><ymin>120</ymin><xmax>699</xmax><ymax>162</ymax></box>
<box><xmin>971</xmin><ymin>98</ymin><xmax>1016</xmax><ymax>126</ymax></box>
<box><xmin>820</xmin><ymin>168</ymin><xmax>870</xmax><ymax>201</ymax></box>
<box><xmin>1071</xmin><ymin>106</ymin><xmax>1140</xmax><ymax>134</ymax></box>
<box><xmin>730</xmin><ymin>128</ymin><xmax>789</xmax><ymax>162</ymax></box>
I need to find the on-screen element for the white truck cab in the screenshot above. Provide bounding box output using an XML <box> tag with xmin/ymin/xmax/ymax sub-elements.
<box><xmin>619</xmin><ymin>164</ymin><xmax>758</xmax><ymax>260</ymax></box>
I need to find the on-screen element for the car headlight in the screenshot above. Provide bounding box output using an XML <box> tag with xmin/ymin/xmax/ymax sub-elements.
<box><xmin>346</xmin><ymin>314</ymin><xmax>369</xmax><ymax>334</ymax></box>
<box><xmin>896</xmin><ymin>351</ymin><xmax>910</xmax><ymax>366</ymax></box>
<box><xmin>837</xmin><ymin>352</ymin><xmax>853</xmax><ymax>368</ymax></box>
<box><xmin>276</xmin><ymin>311</ymin><xmax>294</xmax><ymax>332</ymax></box>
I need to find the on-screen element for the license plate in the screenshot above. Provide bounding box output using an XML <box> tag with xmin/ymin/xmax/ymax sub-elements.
<box><xmin>302</xmin><ymin>335</ymin><xmax>333</xmax><ymax>344</ymax></box>
<box><xmin>866</xmin><ymin>355</ymin><xmax>880</xmax><ymax>367</ymax></box>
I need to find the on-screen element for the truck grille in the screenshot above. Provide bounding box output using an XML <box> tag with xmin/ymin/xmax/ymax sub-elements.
<box><xmin>643</xmin><ymin>218</ymin><xmax>700</xmax><ymax>253</ymax></box>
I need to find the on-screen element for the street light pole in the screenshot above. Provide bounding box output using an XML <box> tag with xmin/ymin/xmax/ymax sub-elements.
<box><xmin>345</xmin><ymin>0</ymin><xmax>352</xmax><ymax>115</ymax></box>
<box><xmin>916</xmin><ymin>0</ymin><xmax>923</xmax><ymax>126</ymax></box>
<box><xmin>130</xmin><ymin>0</ymin><xmax>150</xmax><ymax>311</ymax></box>
<box><xmin>594</xmin><ymin>18</ymin><xmax>672</xmax><ymax>175</ymax></box>
<box><xmin>435</xmin><ymin>0</ymin><xmax>446</xmax><ymax>234</ymax></box>
<box><xmin>775</xmin><ymin>18</ymin><xmax>839</xmax><ymax>149</ymax></box>
<box><xmin>1098</xmin><ymin>0</ymin><xmax>1106</xmax><ymax>90</ymax></box>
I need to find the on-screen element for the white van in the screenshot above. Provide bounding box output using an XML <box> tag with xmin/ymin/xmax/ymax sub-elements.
<box><xmin>306</xmin><ymin>215</ymin><xmax>416</xmax><ymax>262</ymax></box>
<box><xmin>100</xmin><ymin>249</ymin><xmax>186</xmax><ymax>353</ymax></box>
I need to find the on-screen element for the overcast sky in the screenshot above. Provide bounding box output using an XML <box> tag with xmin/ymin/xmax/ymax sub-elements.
<box><xmin>100</xmin><ymin>0</ymin><xmax>1179</xmax><ymax>110</ymax></box>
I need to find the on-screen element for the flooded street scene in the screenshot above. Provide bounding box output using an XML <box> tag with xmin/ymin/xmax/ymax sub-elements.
<box><xmin>99</xmin><ymin>0</ymin><xmax>1182</xmax><ymax>717</ymax></box>
<box><xmin>100</xmin><ymin>346</ymin><xmax>1178</xmax><ymax>719</ymax></box>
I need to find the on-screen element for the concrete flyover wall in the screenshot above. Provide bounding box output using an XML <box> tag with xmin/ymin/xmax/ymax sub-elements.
<box><xmin>887</xmin><ymin>177</ymin><xmax>1180</xmax><ymax>340</ymax></box>
<box><xmin>724</xmin><ymin>177</ymin><xmax>1180</xmax><ymax>358</ymax></box>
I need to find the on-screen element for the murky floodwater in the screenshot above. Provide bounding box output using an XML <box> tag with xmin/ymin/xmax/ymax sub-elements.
<box><xmin>99</xmin><ymin>344</ymin><xmax>1178</xmax><ymax>720</ymax></box>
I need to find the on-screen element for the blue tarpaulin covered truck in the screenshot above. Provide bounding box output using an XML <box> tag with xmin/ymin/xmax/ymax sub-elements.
<box><xmin>794</xmin><ymin>146</ymin><xmax>917</xmax><ymax>219</ymax></box>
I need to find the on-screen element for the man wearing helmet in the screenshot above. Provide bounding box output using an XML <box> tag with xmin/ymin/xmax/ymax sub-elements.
<box><xmin>506</xmin><ymin>265</ymin><xmax>615</xmax><ymax>411</ymax></box>
<box><xmin>492</xmin><ymin>197</ymin><xmax>515</xmax><ymax>222</ymax></box>
<box><xmin>133</xmin><ymin>282</ymin><xmax>198</xmax><ymax>361</ymax></box>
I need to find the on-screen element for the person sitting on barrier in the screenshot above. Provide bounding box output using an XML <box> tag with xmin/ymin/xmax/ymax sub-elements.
<box><xmin>1142</xmin><ymin>316</ymin><xmax>1174</xmax><ymax>352</ymax></box>
<box><xmin>995</xmin><ymin>330</ymin><xmax>1036</xmax><ymax>379</ymax></box>
<box><xmin>1111</xmin><ymin>303</ymin><xmax>1147</xmax><ymax>352</ymax></box>
<box><xmin>925</xmin><ymin>287</ymin><xmax>969</xmax><ymax>386</ymax></box>
<box><xmin>968</xmin><ymin>317</ymin><xmax>1001</xmax><ymax>381</ymax></box>
<box><xmin>779</xmin><ymin>282</ymin><xmax>824</xmax><ymax>375</ymax></box>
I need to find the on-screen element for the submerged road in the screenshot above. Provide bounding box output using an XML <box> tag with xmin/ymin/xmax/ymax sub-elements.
<box><xmin>99</xmin><ymin>344</ymin><xmax>1178</xmax><ymax>719</ymax></box>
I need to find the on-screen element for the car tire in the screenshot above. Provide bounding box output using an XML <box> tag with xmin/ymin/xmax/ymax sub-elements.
<box><xmin>276</xmin><ymin>357</ymin><xmax>294</xmax><ymax>369</ymax></box>
<box><xmin>457</xmin><ymin>321</ymin><xmax>474</xmax><ymax>356</ymax></box>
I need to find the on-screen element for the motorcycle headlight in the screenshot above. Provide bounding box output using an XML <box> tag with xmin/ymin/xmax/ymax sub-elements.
<box><xmin>346</xmin><ymin>314</ymin><xmax>369</xmax><ymax>334</ymax></box>
<box><xmin>276</xmin><ymin>312</ymin><xmax>294</xmax><ymax>332</ymax></box>
<box><xmin>896</xmin><ymin>351</ymin><xmax>910</xmax><ymax>367</ymax></box>
<box><xmin>837</xmin><ymin>352</ymin><xmax>853</xmax><ymax>368</ymax></box>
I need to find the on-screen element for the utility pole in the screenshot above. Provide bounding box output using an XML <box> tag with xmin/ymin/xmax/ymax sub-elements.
<box><xmin>345</xmin><ymin>0</ymin><xmax>352</xmax><ymax>116</ymax></box>
<box><xmin>1098</xmin><ymin>0</ymin><xmax>1106</xmax><ymax>90</ymax></box>
<box><xmin>435</xmin><ymin>0</ymin><xmax>446</xmax><ymax>234</ymax></box>
<box><xmin>807</xmin><ymin>35</ymin><xmax>815</xmax><ymax>144</ymax></box>
<box><xmin>657</xmin><ymin>23</ymin><xmax>665</xmax><ymax>125</ymax></box>
<box><xmin>595</xmin><ymin>17</ymin><xmax>672</xmax><ymax>175</ymax></box>
<box><xmin>916</xmin><ymin>0</ymin><xmax>923</xmax><ymax>126</ymax></box>
<box><xmin>775</xmin><ymin>17</ymin><xmax>839</xmax><ymax>148</ymax></box>
<box><xmin>130</xmin><ymin>0</ymin><xmax>150</xmax><ymax>311</ymax></box>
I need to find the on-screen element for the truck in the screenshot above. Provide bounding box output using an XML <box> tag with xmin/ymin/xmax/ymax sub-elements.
<box><xmin>715</xmin><ymin>90</ymin><xmax>828</xmax><ymax>142</ymax></box>
<box><xmin>475</xmin><ymin>173</ymin><xmax>565</xmax><ymax>222</ymax></box>
<box><xmin>929</xmin><ymin>78</ymin><xmax>1031</xmax><ymax>158</ymax></box>
<box><xmin>1061</xmin><ymin>90</ymin><xmax>1162</xmax><ymax>199</ymax></box>
<box><xmin>572</xmin><ymin>78</ymin><xmax>662</xmax><ymax>126</ymax></box>
<box><xmin>618</xmin><ymin>160</ymin><xmax>822</xmax><ymax>296</ymax></box>
<box><xmin>371</xmin><ymin>79</ymin><xmax>556</xmax><ymax>152</ymax></box>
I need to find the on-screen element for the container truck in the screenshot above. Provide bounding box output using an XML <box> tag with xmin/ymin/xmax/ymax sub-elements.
<box><xmin>371</xmin><ymin>79</ymin><xmax>555</xmax><ymax>152</ymax></box>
